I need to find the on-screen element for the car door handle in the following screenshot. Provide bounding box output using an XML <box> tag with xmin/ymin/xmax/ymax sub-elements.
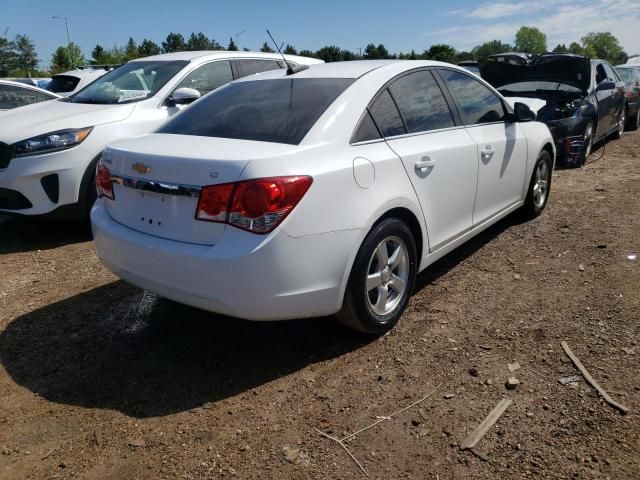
<box><xmin>481</xmin><ymin>146</ymin><xmax>495</xmax><ymax>160</ymax></box>
<box><xmin>415</xmin><ymin>157</ymin><xmax>435</xmax><ymax>171</ymax></box>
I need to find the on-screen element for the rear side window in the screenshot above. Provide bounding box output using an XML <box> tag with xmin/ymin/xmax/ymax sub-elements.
<box><xmin>389</xmin><ymin>70</ymin><xmax>454</xmax><ymax>133</ymax></box>
<box><xmin>175</xmin><ymin>61</ymin><xmax>233</xmax><ymax>96</ymax></box>
<box><xmin>0</xmin><ymin>84</ymin><xmax>53</xmax><ymax>109</ymax></box>
<box><xmin>352</xmin><ymin>111</ymin><xmax>381</xmax><ymax>143</ymax></box>
<box><xmin>369</xmin><ymin>89</ymin><xmax>405</xmax><ymax>137</ymax></box>
<box><xmin>438</xmin><ymin>69</ymin><xmax>505</xmax><ymax>125</ymax></box>
<box><xmin>47</xmin><ymin>75</ymin><xmax>80</xmax><ymax>93</ymax></box>
<box><xmin>602</xmin><ymin>63</ymin><xmax>618</xmax><ymax>81</ymax></box>
<box><xmin>159</xmin><ymin>78</ymin><xmax>354</xmax><ymax>145</ymax></box>
<box><xmin>235</xmin><ymin>59</ymin><xmax>282</xmax><ymax>78</ymax></box>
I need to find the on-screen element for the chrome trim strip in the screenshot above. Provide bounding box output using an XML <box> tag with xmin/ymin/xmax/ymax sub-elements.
<box><xmin>110</xmin><ymin>173</ymin><xmax>201</xmax><ymax>198</ymax></box>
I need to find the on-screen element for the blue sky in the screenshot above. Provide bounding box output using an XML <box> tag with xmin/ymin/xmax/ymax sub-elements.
<box><xmin>1</xmin><ymin>0</ymin><xmax>638</xmax><ymax>68</ymax></box>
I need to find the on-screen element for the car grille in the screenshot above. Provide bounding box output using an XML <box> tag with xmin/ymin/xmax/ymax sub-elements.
<box><xmin>0</xmin><ymin>142</ymin><xmax>12</xmax><ymax>169</ymax></box>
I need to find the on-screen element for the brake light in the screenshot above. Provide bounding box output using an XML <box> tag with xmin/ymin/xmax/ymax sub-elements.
<box><xmin>563</xmin><ymin>138</ymin><xmax>572</xmax><ymax>156</ymax></box>
<box><xmin>196</xmin><ymin>176</ymin><xmax>313</xmax><ymax>234</ymax></box>
<box><xmin>96</xmin><ymin>160</ymin><xmax>114</xmax><ymax>200</ymax></box>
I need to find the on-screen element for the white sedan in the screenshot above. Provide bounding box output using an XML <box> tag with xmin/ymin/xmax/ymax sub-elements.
<box><xmin>0</xmin><ymin>51</ymin><xmax>321</xmax><ymax>218</ymax></box>
<box><xmin>92</xmin><ymin>60</ymin><xmax>555</xmax><ymax>334</ymax></box>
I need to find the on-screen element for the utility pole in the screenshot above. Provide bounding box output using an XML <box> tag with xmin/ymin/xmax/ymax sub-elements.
<box><xmin>235</xmin><ymin>30</ymin><xmax>245</xmax><ymax>48</ymax></box>
<box><xmin>52</xmin><ymin>16</ymin><xmax>74</xmax><ymax>68</ymax></box>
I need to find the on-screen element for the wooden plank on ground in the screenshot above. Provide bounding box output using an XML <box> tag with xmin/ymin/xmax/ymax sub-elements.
<box><xmin>460</xmin><ymin>398</ymin><xmax>512</xmax><ymax>450</ymax></box>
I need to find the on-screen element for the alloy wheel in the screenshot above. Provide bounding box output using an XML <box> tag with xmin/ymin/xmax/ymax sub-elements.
<box><xmin>532</xmin><ymin>160</ymin><xmax>550</xmax><ymax>209</ymax></box>
<box><xmin>584</xmin><ymin>123</ymin><xmax>593</xmax><ymax>158</ymax></box>
<box><xmin>365</xmin><ymin>236</ymin><xmax>409</xmax><ymax>316</ymax></box>
<box><xmin>619</xmin><ymin>110</ymin><xmax>626</xmax><ymax>135</ymax></box>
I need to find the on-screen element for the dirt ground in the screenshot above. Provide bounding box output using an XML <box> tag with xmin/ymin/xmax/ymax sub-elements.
<box><xmin>0</xmin><ymin>130</ymin><xmax>639</xmax><ymax>480</ymax></box>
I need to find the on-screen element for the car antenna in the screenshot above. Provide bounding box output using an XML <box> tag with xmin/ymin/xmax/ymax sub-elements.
<box><xmin>266</xmin><ymin>29</ymin><xmax>308</xmax><ymax>75</ymax></box>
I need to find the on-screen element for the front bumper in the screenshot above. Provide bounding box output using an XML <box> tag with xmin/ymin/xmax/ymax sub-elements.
<box><xmin>91</xmin><ymin>202</ymin><xmax>363</xmax><ymax>321</ymax></box>
<box><xmin>546</xmin><ymin>117</ymin><xmax>590</xmax><ymax>165</ymax></box>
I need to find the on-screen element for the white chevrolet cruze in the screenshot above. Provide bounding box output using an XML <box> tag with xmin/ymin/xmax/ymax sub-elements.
<box><xmin>0</xmin><ymin>51</ymin><xmax>321</xmax><ymax>218</ymax></box>
<box><xmin>92</xmin><ymin>60</ymin><xmax>555</xmax><ymax>334</ymax></box>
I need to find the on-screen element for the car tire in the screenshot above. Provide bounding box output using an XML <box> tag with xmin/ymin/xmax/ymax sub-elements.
<box><xmin>522</xmin><ymin>149</ymin><xmax>552</xmax><ymax>220</ymax></box>
<box><xmin>627</xmin><ymin>108</ymin><xmax>639</xmax><ymax>131</ymax></box>
<box><xmin>575</xmin><ymin>120</ymin><xmax>594</xmax><ymax>168</ymax></box>
<box><xmin>337</xmin><ymin>218</ymin><xmax>417</xmax><ymax>335</ymax></box>
<box><xmin>612</xmin><ymin>108</ymin><xmax>625</xmax><ymax>140</ymax></box>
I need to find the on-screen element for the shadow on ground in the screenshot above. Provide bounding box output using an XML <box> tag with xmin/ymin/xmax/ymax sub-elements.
<box><xmin>0</xmin><ymin>215</ymin><xmax>92</xmax><ymax>254</ymax></box>
<box><xmin>0</xmin><ymin>208</ymin><xmax>529</xmax><ymax>418</ymax></box>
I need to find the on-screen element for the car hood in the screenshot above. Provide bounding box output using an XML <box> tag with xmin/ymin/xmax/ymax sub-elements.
<box><xmin>0</xmin><ymin>99</ymin><xmax>136</xmax><ymax>144</ymax></box>
<box><xmin>481</xmin><ymin>55</ymin><xmax>591</xmax><ymax>92</ymax></box>
<box><xmin>503</xmin><ymin>97</ymin><xmax>547</xmax><ymax>114</ymax></box>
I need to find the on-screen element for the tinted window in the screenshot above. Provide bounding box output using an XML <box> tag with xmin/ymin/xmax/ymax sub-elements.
<box><xmin>0</xmin><ymin>84</ymin><xmax>54</xmax><ymax>109</ymax></box>
<box><xmin>236</xmin><ymin>59</ymin><xmax>282</xmax><ymax>78</ymax></box>
<box><xmin>353</xmin><ymin>111</ymin><xmax>381</xmax><ymax>143</ymax></box>
<box><xmin>159</xmin><ymin>78</ymin><xmax>353</xmax><ymax>145</ymax></box>
<box><xmin>389</xmin><ymin>70</ymin><xmax>454</xmax><ymax>133</ymax></box>
<box><xmin>47</xmin><ymin>75</ymin><xmax>80</xmax><ymax>93</ymax></box>
<box><xmin>175</xmin><ymin>61</ymin><xmax>233</xmax><ymax>96</ymax></box>
<box><xmin>438</xmin><ymin>69</ymin><xmax>505</xmax><ymax>125</ymax></box>
<box><xmin>369</xmin><ymin>89</ymin><xmax>405</xmax><ymax>137</ymax></box>
<box><xmin>616</xmin><ymin>68</ymin><xmax>634</xmax><ymax>84</ymax></box>
<box><xmin>595</xmin><ymin>64</ymin><xmax>607</xmax><ymax>84</ymax></box>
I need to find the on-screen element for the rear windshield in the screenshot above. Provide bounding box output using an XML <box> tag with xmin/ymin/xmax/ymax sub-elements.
<box><xmin>158</xmin><ymin>78</ymin><xmax>354</xmax><ymax>145</ymax></box>
<box><xmin>47</xmin><ymin>75</ymin><xmax>80</xmax><ymax>93</ymax></box>
<box><xmin>616</xmin><ymin>68</ymin><xmax>634</xmax><ymax>83</ymax></box>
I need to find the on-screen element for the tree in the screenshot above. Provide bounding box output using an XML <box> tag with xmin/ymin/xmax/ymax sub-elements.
<box><xmin>91</xmin><ymin>44</ymin><xmax>107</xmax><ymax>64</ymax></box>
<box><xmin>187</xmin><ymin>32</ymin><xmax>212</xmax><ymax>51</ymax></box>
<box><xmin>138</xmin><ymin>39</ymin><xmax>161</xmax><ymax>57</ymax></box>
<box><xmin>227</xmin><ymin>37</ymin><xmax>238</xmax><ymax>51</ymax></box>
<box><xmin>316</xmin><ymin>45</ymin><xmax>342</xmax><ymax>62</ymax></box>
<box><xmin>553</xmin><ymin>44</ymin><xmax>568</xmax><ymax>53</ymax></box>
<box><xmin>514</xmin><ymin>26</ymin><xmax>547</xmax><ymax>54</ymax></box>
<box><xmin>124</xmin><ymin>37</ymin><xmax>139</xmax><ymax>61</ymax></box>
<box><xmin>581</xmin><ymin>32</ymin><xmax>624</xmax><ymax>64</ymax></box>
<box><xmin>260</xmin><ymin>42</ymin><xmax>274</xmax><ymax>53</ymax></box>
<box><xmin>471</xmin><ymin>40</ymin><xmax>512</xmax><ymax>60</ymax></box>
<box><xmin>13</xmin><ymin>34</ymin><xmax>38</xmax><ymax>76</ymax></box>
<box><xmin>363</xmin><ymin>43</ymin><xmax>391</xmax><ymax>59</ymax></box>
<box><xmin>162</xmin><ymin>33</ymin><xmax>186</xmax><ymax>53</ymax></box>
<box><xmin>298</xmin><ymin>49</ymin><xmax>317</xmax><ymax>58</ymax></box>
<box><xmin>51</xmin><ymin>42</ymin><xmax>85</xmax><ymax>73</ymax></box>
<box><xmin>424</xmin><ymin>44</ymin><xmax>457</xmax><ymax>63</ymax></box>
<box><xmin>340</xmin><ymin>49</ymin><xmax>357</xmax><ymax>61</ymax></box>
<box><xmin>0</xmin><ymin>36</ymin><xmax>16</xmax><ymax>76</ymax></box>
<box><xmin>456</xmin><ymin>51</ymin><xmax>474</xmax><ymax>62</ymax></box>
<box><xmin>283</xmin><ymin>44</ymin><xmax>297</xmax><ymax>55</ymax></box>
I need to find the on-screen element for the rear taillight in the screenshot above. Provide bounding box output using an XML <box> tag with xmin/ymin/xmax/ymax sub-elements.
<box><xmin>96</xmin><ymin>160</ymin><xmax>114</xmax><ymax>200</ymax></box>
<box><xmin>196</xmin><ymin>176</ymin><xmax>312</xmax><ymax>234</ymax></box>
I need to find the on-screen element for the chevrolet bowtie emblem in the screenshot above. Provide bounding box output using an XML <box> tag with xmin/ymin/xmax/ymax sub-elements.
<box><xmin>132</xmin><ymin>162</ymin><xmax>151</xmax><ymax>174</ymax></box>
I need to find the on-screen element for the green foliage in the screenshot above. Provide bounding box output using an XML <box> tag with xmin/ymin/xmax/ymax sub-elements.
<box><xmin>514</xmin><ymin>26</ymin><xmax>547</xmax><ymax>54</ymax></box>
<box><xmin>13</xmin><ymin>34</ymin><xmax>39</xmax><ymax>76</ymax></box>
<box><xmin>364</xmin><ymin>43</ymin><xmax>391</xmax><ymax>59</ymax></box>
<box><xmin>0</xmin><ymin>36</ymin><xmax>17</xmax><ymax>76</ymax></box>
<box><xmin>316</xmin><ymin>45</ymin><xmax>342</xmax><ymax>62</ymax></box>
<box><xmin>298</xmin><ymin>49</ymin><xmax>317</xmax><ymax>58</ymax></box>
<box><xmin>162</xmin><ymin>33</ymin><xmax>186</xmax><ymax>53</ymax></box>
<box><xmin>552</xmin><ymin>44</ymin><xmax>568</xmax><ymax>53</ymax></box>
<box><xmin>456</xmin><ymin>51</ymin><xmax>474</xmax><ymax>62</ymax></box>
<box><xmin>227</xmin><ymin>37</ymin><xmax>238</xmax><ymax>51</ymax></box>
<box><xmin>283</xmin><ymin>44</ymin><xmax>297</xmax><ymax>55</ymax></box>
<box><xmin>260</xmin><ymin>42</ymin><xmax>274</xmax><ymax>53</ymax></box>
<box><xmin>91</xmin><ymin>43</ymin><xmax>125</xmax><ymax>65</ymax></box>
<box><xmin>471</xmin><ymin>40</ymin><xmax>512</xmax><ymax>61</ymax></box>
<box><xmin>340</xmin><ymin>50</ymin><xmax>357</xmax><ymax>61</ymax></box>
<box><xmin>186</xmin><ymin>32</ymin><xmax>221</xmax><ymax>51</ymax></box>
<box><xmin>50</xmin><ymin>42</ymin><xmax>85</xmax><ymax>73</ymax></box>
<box><xmin>124</xmin><ymin>37</ymin><xmax>138</xmax><ymax>61</ymax></box>
<box><xmin>138</xmin><ymin>39</ymin><xmax>161</xmax><ymax>57</ymax></box>
<box><xmin>581</xmin><ymin>32</ymin><xmax>625</xmax><ymax>64</ymax></box>
<box><xmin>424</xmin><ymin>44</ymin><xmax>457</xmax><ymax>63</ymax></box>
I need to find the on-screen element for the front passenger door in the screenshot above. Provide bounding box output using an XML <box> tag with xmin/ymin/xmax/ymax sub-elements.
<box><xmin>437</xmin><ymin>68</ymin><xmax>528</xmax><ymax>225</ymax></box>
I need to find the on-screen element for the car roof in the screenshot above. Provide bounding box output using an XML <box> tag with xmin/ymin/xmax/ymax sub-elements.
<box><xmin>131</xmin><ymin>50</ymin><xmax>323</xmax><ymax>65</ymax></box>
<box><xmin>0</xmin><ymin>79</ymin><xmax>61</xmax><ymax>97</ymax></box>
<box><xmin>237</xmin><ymin>60</ymin><xmax>457</xmax><ymax>80</ymax></box>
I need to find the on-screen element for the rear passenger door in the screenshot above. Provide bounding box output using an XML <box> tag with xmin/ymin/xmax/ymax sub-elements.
<box><xmin>437</xmin><ymin>68</ymin><xmax>528</xmax><ymax>225</ymax></box>
<box><xmin>375</xmin><ymin>69</ymin><xmax>479</xmax><ymax>251</ymax></box>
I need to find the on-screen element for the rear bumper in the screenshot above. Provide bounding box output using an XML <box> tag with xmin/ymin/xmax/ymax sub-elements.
<box><xmin>91</xmin><ymin>202</ymin><xmax>363</xmax><ymax>320</ymax></box>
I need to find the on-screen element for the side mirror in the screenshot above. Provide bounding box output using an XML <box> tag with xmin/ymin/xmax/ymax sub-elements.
<box><xmin>513</xmin><ymin>102</ymin><xmax>536</xmax><ymax>122</ymax></box>
<box><xmin>169</xmin><ymin>87</ymin><xmax>201</xmax><ymax>105</ymax></box>
<box><xmin>596</xmin><ymin>80</ymin><xmax>615</xmax><ymax>92</ymax></box>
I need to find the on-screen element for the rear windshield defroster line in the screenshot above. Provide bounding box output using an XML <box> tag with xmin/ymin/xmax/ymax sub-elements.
<box><xmin>158</xmin><ymin>78</ymin><xmax>355</xmax><ymax>145</ymax></box>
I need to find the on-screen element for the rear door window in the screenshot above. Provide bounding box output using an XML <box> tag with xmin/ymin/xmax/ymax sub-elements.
<box><xmin>235</xmin><ymin>59</ymin><xmax>282</xmax><ymax>78</ymax></box>
<box><xmin>437</xmin><ymin>69</ymin><xmax>506</xmax><ymax>125</ymax></box>
<box><xmin>47</xmin><ymin>75</ymin><xmax>80</xmax><ymax>93</ymax></box>
<box><xmin>174</xmin><ymin>61</ymin><xmax>233</xmax><ymax>96</ymax></box>
<box><xmin>368</xmin><ymin>89</ymin><xmax>406</xmax><ymax>137</ymax></box>
<box><xmin>352</xmin><ymin>111</ymin><xmax>382</xmax><ymax>143</ymax></box>
<box><xmin>388</xmin><ymin>70</ymin><xmax>455</xmax><ymax>133</ymax></box>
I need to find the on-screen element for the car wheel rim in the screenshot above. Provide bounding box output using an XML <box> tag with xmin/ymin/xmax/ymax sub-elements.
<box><xmin>584</xmin><ymin>123</ymin><xmax>593</xmax><ymax>158</ymax></box>
<box><xmin>619</xmin><ymin>112</ymin><xmax>625</xmax><ymax>134</ymax></box>
<box><xmin>532</xmin><ymin>160</ymin><xmax>550</xmax><ymax>209</ymax></box>
<box><xmin>366</xmin><ymin>236</ymin><xmax>409</xmax><ymax>317</ymax></box>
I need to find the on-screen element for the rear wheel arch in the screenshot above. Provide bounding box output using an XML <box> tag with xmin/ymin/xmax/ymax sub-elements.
<box><xmin>375</xmin><ymin>207</ymin><xmax>424</xmax><ymax>263</ymax></box>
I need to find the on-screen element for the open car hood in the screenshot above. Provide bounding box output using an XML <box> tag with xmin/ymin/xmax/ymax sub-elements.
<box><xmin>481</xmin><ymin>55</ymin><xmax>591</xmax><ymax>93</ymax></box>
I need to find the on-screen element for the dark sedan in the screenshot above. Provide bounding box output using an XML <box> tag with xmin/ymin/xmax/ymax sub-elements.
<box><xmin>615</xmin><ymin>65</ymin><xmax>640</xmax><ymax>130</ymax></box>
<box><xmin>481</xmin><ymin>53</ymin><xmax>627</xmax><ymax>167</ymax></box>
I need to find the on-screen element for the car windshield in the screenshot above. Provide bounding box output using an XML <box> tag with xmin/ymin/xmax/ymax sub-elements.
<box><xmin>71</xmin><ymin>60</ymin><xmax>188</xmax><ymax>105</ymax></box>
<box><xmin>158</xmin><ymin>78</ymin><xmax>355</xmax><ymax>145</ymax></box>
<box><xmin>616</xmin><ymin>69</ymin><xmax>634</xmax><ymax>83</ymax></box>
<box><xmin>498</xmin><ymin>81</ymin><xmax>582</xmax><ymax>94</ymax></box>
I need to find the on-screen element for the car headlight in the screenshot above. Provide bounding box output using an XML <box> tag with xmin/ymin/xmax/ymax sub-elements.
<box><xmin>12</xmin><ymin>127</ymin><xmax>93</xmax><ymax>157</ymax></box>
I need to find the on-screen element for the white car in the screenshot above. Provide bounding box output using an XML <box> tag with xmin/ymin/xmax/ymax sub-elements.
<box><xmin>92</xmin><ymin>60</ymin><xmax>555</xmax><ymax>334</ymax></box>
<box><xmin>46</xmin><ymin>67</ymin><xmax>111</xmax><ymax>97</ymax></box>
<box><xmin>0</xmin><ymin>79</ymin><xmax>60</xmax><ymax>112</ymax></box>
<box><xmin>0</xmin><ymin>51</ymin><xmax>322</xmax><ymax>218</ymax></box>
